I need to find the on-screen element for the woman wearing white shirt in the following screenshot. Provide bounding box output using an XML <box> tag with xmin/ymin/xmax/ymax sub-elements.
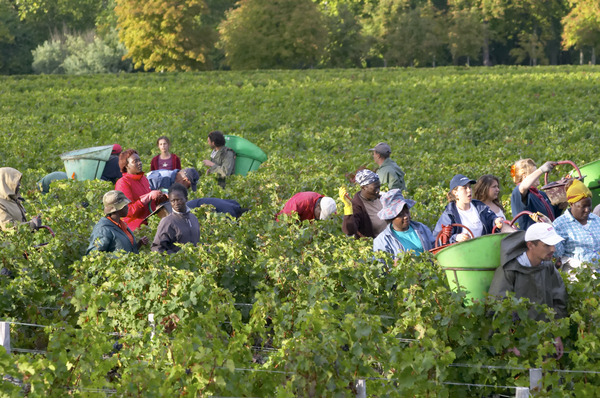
<box><xmin>433</xmin><ymin>174</ymin><xmax>504</xmax><ymax>243</ymax></box>
<box><xmin>473</xmin><ymin>174</ymin><xmax>506</xmax><ymax>219</ymax></box>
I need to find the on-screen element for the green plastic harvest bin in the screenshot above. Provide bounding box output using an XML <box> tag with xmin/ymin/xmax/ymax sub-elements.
<box><xmin>60</xmin><ymin>145</ymin><xmax>113</xmax><ymax>181</ymax></box>
<box><xmin>435</xmin><ymin>233</ymin><xmax>509</xmax><ymax>304</ymax></box>
<box><xmin>224</xmin><ymin>135</ymin><xmax>268</xmax><ymax>177</ymax></box>
<box><xmin>572</xmin><ymin>160</ymin><xmax>600</xmax><ymax>208</ymax></box>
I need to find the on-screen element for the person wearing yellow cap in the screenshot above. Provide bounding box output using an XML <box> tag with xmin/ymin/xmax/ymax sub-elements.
<box><xmin>553</xmin><ymin>179</ymin><xmax>600</xmax><ymax>274</ymax></box>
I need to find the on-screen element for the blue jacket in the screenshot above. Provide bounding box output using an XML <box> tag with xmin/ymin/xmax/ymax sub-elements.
<box><xmin>86</xmin><ymin>217</ymin><xmax>139</xmax><ymax>255</ymax></box>
<box><xmin>147</xmin><ymin>170</ymin><xmax>178</xmax><ymax>191</ymax></box>
<box><xmin>433</xmin><ymin>200</ymin><xmax>497</xmax><ymax>244</ymax></box>
<box><xmin>373</xmin><ymin>221</ymin><xmax>435</xmax><ymax>258</ymax></box>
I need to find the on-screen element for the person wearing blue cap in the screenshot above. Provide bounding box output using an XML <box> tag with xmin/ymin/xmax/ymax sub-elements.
<box><xmin>433</xmin><ymin>174</ymin><xmax>504</xmax><ymax>244</ymax></box>
<box><xmin>146</xmin><ymin>168</ymin><xmax>200</xmax><ymax>193</ymax></box>
<box><xmin>373</xmin><ymin>189</ymin><xmax>434</xmax><ymax>260</ymax></box>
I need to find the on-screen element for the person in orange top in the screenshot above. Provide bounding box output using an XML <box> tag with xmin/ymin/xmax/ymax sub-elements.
<box><xmin>115</xmin><ymin>149</ymin><xmax>166</xmax><ymax>231</ymax></box>
<box><xmin>86</xmin><ymin>190</ymin><xmax>149</xmax><ymax>254</ymax></box>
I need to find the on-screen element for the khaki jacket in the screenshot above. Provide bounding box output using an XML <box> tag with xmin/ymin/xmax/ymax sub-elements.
<box><xmin>209</xmin><ymin>146</ymin><xmax>236</xmax><ymax>187</ymax></box>
<box><xmin>0</xmin><ymin>167</ymin><xmax>32</xmax><ymax>231</ymax></box>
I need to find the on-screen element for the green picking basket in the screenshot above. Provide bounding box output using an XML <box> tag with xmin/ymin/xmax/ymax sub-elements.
<box><xmin>224</xmin><ymin>135</ymin><xmax>268</xmax><ymax>177</ymax></box>
<box><xmin>573</xmin><ymin>160</ymin><xmax>600</xmax><ymax>208</ymax></box>
<box><xmin>435</xmin><ymin>233</ymin><xmax>509</xmax><ymax>304</ymax></box>
<box><xmin>60</xmin><ymin>145</ymin><xmax>113</xmax><ymax>181</ymax></box>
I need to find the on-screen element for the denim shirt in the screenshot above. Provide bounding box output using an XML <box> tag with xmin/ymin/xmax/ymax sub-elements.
<box><xmin>554</xmin><ymin>210</ymin><xmax>600</xmax><ymax>264</ymax></box>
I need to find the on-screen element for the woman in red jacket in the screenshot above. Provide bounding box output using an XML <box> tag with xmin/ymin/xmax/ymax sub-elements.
<box><xmin>116</xmin><ymin>149</ymin><xmax>166</xmax><ymax>231</ymax></box>
<box><xmin>150</xmin><ymin>136</ymin><xmax>182</xmax><ymax>171</ymax></box>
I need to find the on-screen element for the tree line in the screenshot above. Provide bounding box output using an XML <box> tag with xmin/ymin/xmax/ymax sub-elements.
<box><xmin>1</xmin><ymin>0</ymin><xmax>599</xmax><ymax>74</ymax></box>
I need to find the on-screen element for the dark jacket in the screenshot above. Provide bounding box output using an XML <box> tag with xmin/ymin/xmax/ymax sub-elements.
<box><xmin>151</xmin><ymin>210</ymin><xmax>200</xmax><ymax>254</ymax></box>
<box><xmin>101</xmin><ymin>155</ymin><xmax>122</xmax><ymax>185</ymax></box>
<box><xmin>147</xmin><ymin>169</ymin><xmax>178</xmax><ymax>191</ymax></box>
<box><xmin>208</xmin><ymin>146</ymin><xmax>236</xmax><ymax>188</ymax></box>
<box><xmin>377</xmin><ymin>158</ymin><xmax>406</xmax><ymax>191</ymax></box>
<box><xmin>86</xmin><ymin>217</ymin><xmax>138</xmax><ymax>255</ymax></box>
<box><xmin>187</xmin><ymin>198</ymin><xmax>244</xmax><ymax>218</ymax></box>
<box><xmin>488</xmin><ymin>231</ymin><xmax>568</xmax><ymax>322</ymax></box>
<box><xmin>433</xmin><ymin>200</ymin><xmax>497</xmax><ymax>243</ymax></box>
<box><xmin>342</xmin><ymin>192</ymin><xmax>376</xmax><ymax>239</ymax></box>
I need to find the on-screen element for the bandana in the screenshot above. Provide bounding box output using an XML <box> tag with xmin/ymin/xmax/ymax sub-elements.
<box><xmin>567</xmin><ymin>179</ymin><xmax>592</xmax><ymax>204</ymax></box>
<box><xmin>355</xmin><ymin>170</ymin><xmax>379</xmax><ymax>187</ymax></box>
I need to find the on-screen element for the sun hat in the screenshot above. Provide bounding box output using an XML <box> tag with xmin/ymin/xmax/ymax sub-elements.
<box><xmin>368</xmin><ymin>142</ymin><xmax>392</xmax><ymax>156</ymax></box>
<box><xmin>355</xmin><ymin>169</ymin><xmax>379</xmax><ymax>187</ymax></box>
<box><xmin>319</xmin><ymin>197</ymin><xmax>337</xmax><ymax>220</ymax></box>
<box><xmin>377</xmin><ymin>189</ymin><xmax>416</xmax><ymax>220</ymax></box>
<box><xmin>525</xmin><ymin>223</ymin><xmax>564</xmax><ymax>245</ymax></box>
<box><xmin>449</xmin><ymin>174</ymin><xmax>476</xmax><ymax>191</ymax></box>
<box><xmin>103</xmin><ymin>190</ymin><xmax>130</xmax><ymax>215</ymax></box>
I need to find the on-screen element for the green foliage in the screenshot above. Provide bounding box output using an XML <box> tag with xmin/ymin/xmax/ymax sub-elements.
<box><xmin>2</xmin><ymin>68</ymin><xmax>600</xmax><ymax>395</ymax></box>
<box><xmin>31</xmin><ymin>30</ymin><xmax>132</xmax><ymax>75</ymax></box>
<box><xmin>218</xmin><ymin>0</ymin><xmax>328</xmax><ymax>70</ymax></box>
<box><xmin>322</xmin><ymin>3</ymin><xmax>369</xmax><ymax>68</ymax></box>
<box><xmin>15</xmin><ymin>0</ymin><xmax>101</xmax><ymax>33</ymax></box>
<box><xmin>447</xmin><ymin>7</ymin><xmax>483</xmax><ymax>63</ymax></box>
<box><xmin>0</xmin><ymin>0</ymin><xmax>37</xmax><ymax>75</ymax></box>
<box><xmin>115</xmin><ymin>0</ymin><xmax>216</xmax><ymax>72</ymax></box>
<box><xmin>561</xmin><ymin>0</ymin><xmax>600</xmax><ymax>51</ymax></box>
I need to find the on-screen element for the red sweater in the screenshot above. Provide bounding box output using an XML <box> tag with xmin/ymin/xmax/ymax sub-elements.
<box><xmin>115</xmin><ymin>173</ymin><xmax>154</xmax><ymax>231</ymax></box>
<box><xmin>150</xmin><ymin>154</ymin><xmax>181</xmax><ymax>171</ymax></box>
<box><xmin>276</xmin><ymin>192</ymin><xmax>324</xmax><ymax>221</ymax></box>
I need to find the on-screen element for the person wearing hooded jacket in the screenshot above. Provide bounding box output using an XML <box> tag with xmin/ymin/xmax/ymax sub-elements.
<box><xmin>151</xmin><ymin>183</ymin><xmax>200</xmax><ymax>254</ymax></box>
<box><xmin>373</xmin><ymin>189</ymin><xmax>434</xmax><ymax>259</ymax></box>
<box><xmin>0</xmin><ymin>167</ymin><xmax>42</xmax><ymax>231</ymax></box>
<box><xmin>433</xmin><ymin>174</ymin><xmax>503</xmax><ymax>244</ymax></box>
<box><xmin>488</xmin><ymin>224</ymin><xmax>567</xmax><ymax>358</ymax></box>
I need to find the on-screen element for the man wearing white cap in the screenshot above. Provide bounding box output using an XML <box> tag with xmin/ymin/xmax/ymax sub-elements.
<box><xmin>488</xmin><ymin>223</ymin><xmax>568</xmax><ymax>358</ymax></box>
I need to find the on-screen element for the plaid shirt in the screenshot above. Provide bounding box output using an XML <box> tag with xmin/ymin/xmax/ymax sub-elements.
<box><xmin>553</xmin><ymin>210</ymin><xmax>600</xmax><ymax>263</ymax></box>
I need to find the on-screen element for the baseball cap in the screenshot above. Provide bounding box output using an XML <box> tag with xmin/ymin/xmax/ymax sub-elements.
<box><xmin>449</xmin><ymin>174</ymin><xmax>476</xmax><ymax>191</ymax></box>
<box><xmin>103</xmin><ymin>190</ymin><xmax>130</xmax><ymax>214</ymax></box>
<box><xmin>112</xmin><ymin>144</ymin><xmax>122</xmax><ymax>155</ymax></box>
<box><xmin>181</xmin><ymin>168</ymin><xmax>200</xmax><ymax>192</ymax></box>
<box><xmin>525</xmin><ymin>223</ymin><xmax>564</xmax><ymax>245</ymax></box>
<box><xmin>368</xmin><ymin>142</ymin><xmax>392</xmax><ymax>156</ymax></box>
<box><xmin>319</xmin><ymin>197</ymin><xmax>337</xmax><ymax>220</ymax></box>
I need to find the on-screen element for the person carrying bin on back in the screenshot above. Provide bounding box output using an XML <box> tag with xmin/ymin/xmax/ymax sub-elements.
<box><xmin>202</xmin><ymin>131</ymin><xmax>235</xmax><ymax>188</ymax></box>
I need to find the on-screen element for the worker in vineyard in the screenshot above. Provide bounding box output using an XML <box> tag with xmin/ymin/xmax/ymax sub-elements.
<box><xmin>86</xmin><ymin>190</ymin><xmax>149</xmax><ymax>254</ymax></box>
<box><xmin>188</xmin><ymin>197</ymin><xmax>249</xmax><ymax>218</ymax></box>
<box><xmin>553</xmin><ymin>179</ymin><xmax>600</xmax><ymax>275</ymax></box>
<box><xmin>202</xmin><ymin>130</ymin><xmax>235</xmax><ymax>188</ymax></box>
<box><xmin>152</xmin><ymin>183</ymin><xmax>200</xmax><ymax>254</ymax></box>
<box><xmin>510</xmin><ymin>159</ymin><xmax>565</xmax><ymax>230</ymax></box>
<box><xmin>37</xmin><ymin>171</ymin><xmax>68</xmax><ymax>194</ymax></box>
<box><xmin>433</xmin><ymin>174</ymin><xmax>503</xmax><ymax>243</ymax></box>
<box><xmin>276</xmin><ymin>192</ymin><xmax>336</xmax><ymax>221</ymax></box>
<box><xmin>150</xmin><ymin>136</ymin><xmax>182</xmax><ymax>171</ymax></box>
<box><xmin>373</xmin><ymin>189</ymin><xmax>434</xmax><ymax>258</ymax></box>
<box><xmin>369</xmin><ymin>142</ymin><xmax>406</xmax><ymax>191</ymax></box>
<box><xmin>115</xmin><ymin>149</ymin><xmax>167</xmax><ymax>231</ymax></box>
<box><xmin>473</xmin><ymin>174</ymin><xmax>505</xmax><ymax>219</ymax></box>
<box><xmin>340</xmin><ymin>169</ymin><xmax>387</xmax><ymax>239</ymax></box>
<box><xmin>146</xmin><ymin>168</ymin><xmax>200</xmax><ymax>193</ymax></box>
<box><xmin>100</xmin><ymin>144</ymin><xmax>123</xmax><ymax>184</ymax></box>
<box><xmin>0</xmin><ymin>167</ymin><xmax>42</xmax><ymax>231</ymax></box>
<box><xmin>488</xmin><ymin>223</ymin><xmax>567</xmax><ymax>359</ymax></box>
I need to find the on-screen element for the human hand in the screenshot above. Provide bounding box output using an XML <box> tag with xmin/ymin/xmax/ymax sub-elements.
<box><xmin>554</xmin><ymin>337</ymin><xmax>563</xmax><ymax>360</ymax></box>
<box><xmin>507</xmin><ymin>347</ymin><xmax>521</xmax><ymax>357</ymax></box>
<box><xmin>494</xmin><ymin>218</ymin><xmax>504</xmax><ymax>229</ymax></box>
<box><xmin>30</xmin><ymin>215</ymin><xmax>42</xmax><ymax>229</ymax></box>
<box><xmin>202</xmin><ymin>160</ymin><xmax>215</xmax><ymax>168</ymax></box>
<box><xmin>540</xmin><ymin>161</ymin><xmax>558</xmax><ymax>173</ymax></box>
<box><xmin>456</xmin><ymin>233</ymin><xmax>470</xmax><ymax>242</ymax></box>
<box><xmin>338</xmin><ymin>187</ymin><xmax>353</xmax><ymax>215</ymax></box>
<box><xmin>138</xmin><ymin>236</ymin><xmax>149</xmax><ymax>247</ymax></box>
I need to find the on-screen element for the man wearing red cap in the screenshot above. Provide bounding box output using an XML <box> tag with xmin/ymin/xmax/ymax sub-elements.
<box><xmin>101</xmin><ymin>144</ymin><xmax>123</xmax><ymax>184</ymax></box>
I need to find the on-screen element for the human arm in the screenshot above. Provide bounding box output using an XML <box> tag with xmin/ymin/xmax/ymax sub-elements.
<box><xmin>518</xmin><ymin>161</ymin><xmax>557</xmax><ymax>196</ymax></box>
<box><xmin>433</xmin><ymin>212</ymin><xmax>460</xmax><ymax>244</ymax></box>
<box><xmin>151</xmin><ymin>219</ymin><xmax>179</xmax><ymax>254</ymax></box>
<box><xmin>115</xmin><ymin>179</ymin><xmax>149</xmax><ymax>219</ymax></box>
<box><xmin>138</xmin><ymin>236</ymin><xmax>149</xmax><ymax>248</ymax></box>
<box><xmin>86</xmin><ymin>225</ymin><xmax>114</xmax><ymax>254</ymax></box>
<box><xmin>173</xmin><ymin>155</ymin><xmax>181</xmax><ymax>170</ymax></box>
<box><xmin>487</xmin><ymin>267</ymin><xmax>516</xmax><ymax>298</ymax></box>
<box><xmin>150</xmin><ymin>156</ymin><xmax>158</xmax><ymax>171</ymax></box>
<box><xmin>208</xmin><ymin>150</ymin><xmax>235</xmax><ymax>178</ymax></box>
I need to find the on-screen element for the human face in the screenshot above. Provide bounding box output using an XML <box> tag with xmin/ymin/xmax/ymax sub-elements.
<box><xmin>117</xmin><ymin>206</ymin><xmax>129</xmax><ymax>218</ymax></box>
<box><xmin>314</xmin><ymin>199</ymin><xmax>322</xmax><ymax>220</ymax></box>
<box><xmin>126</xmin><ymin>154</ymin><xmax>143</xmax><ymax>174</ymax></box>
<box><xmin>570</xmin><ymin>197</ymin><xmax>592</xmax><ymax>224</ymax></box>
<box><xmin>158</xmin><ymin>139</ymin><xmax>170</xmax><ymax>154</ymax></box>
<box><xmin>488</xmin><ymin>180</ymin><xmax>500</xmax><ymax>201</ymax></box>
<box><xmin>207</xmin><ymin>137</ymin><xmax>216</xmax><ymax>150</ymax></box>
<box><xmin>169</xmin><ymin>190</ymin><xmax>187</xmax><ymax>213</ymax></box>
<box><xmin>361</xmin><ymin>181</ymin><xmax>381</xmax><ymax>201</ymax></box>
<box><xmin>455</xmin><ymin>184</ymin><xmax>472</xmax><ymax>204</ymax></box>
<box><xmin>175</xmin><ymin>172</ymin><xmax>192</xmax><ymax>189</ymax></box>
<box><xmin>392</xmin><ymin>206</ymin><xmax>411</xmax><ymax>232</ymax></box>
<box><xmin>527</xmin><ymin>240</ymin><xmax>556</xmax><ymax>264</ymax></box>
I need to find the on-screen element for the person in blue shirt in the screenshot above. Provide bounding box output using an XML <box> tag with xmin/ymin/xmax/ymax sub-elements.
<box><xmin>146</xmin><ymin>168</ymin><xmax>200</xmax><ymax>192</ymax></box>
<box><xmin>187</xmin><ymin>198</ymin><xmax>248</xmax><ymax>218</ymax></box>
<box><xmin>373</xmin><ymin>189</ymin><xmax>435</xmax><ymax>261</ymax></box>
<box><xmin>553</xmin><ymin>179</ymin><xmax>600</xmax><ymax>274</ymax></box>
<box><xmin>510</xmin><ymin>158</ymin><xmax>565</xmax><ymax>230</ymax></box>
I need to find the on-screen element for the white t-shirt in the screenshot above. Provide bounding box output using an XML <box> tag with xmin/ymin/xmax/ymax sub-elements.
<box><xmin>457</xmin><ymin>205</ymin><xmax>484</xmax><ymax>238</ymax></box>
<box><xmin>494</xmin><ymin>208</ymin><xmax>505</xmax><ymax>219</ymax></box>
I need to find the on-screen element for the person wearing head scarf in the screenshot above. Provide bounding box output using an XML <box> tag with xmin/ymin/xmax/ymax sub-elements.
<box><xmin>0</xmin><ymin>167</ymin><xmax>42</xmax><ymax>231</ymax></box>
<box><xmin>373</xmin><ymin>189</ymin><xmax>434</xmax><ymax>260</ymax></box>
<box><xmin>339</xmin><ymin>169</ymin><xmax>387</xmax><ymax>239</ymax></box>
<box><xmin>553</xmin><ymin>179</ymin><xmax>600</xmax><ymax>274</ymax></box>
<box><xmin>276</xmin><ymin>192</ymin><xmax>336</xmax><ymax>221</ymax></box>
